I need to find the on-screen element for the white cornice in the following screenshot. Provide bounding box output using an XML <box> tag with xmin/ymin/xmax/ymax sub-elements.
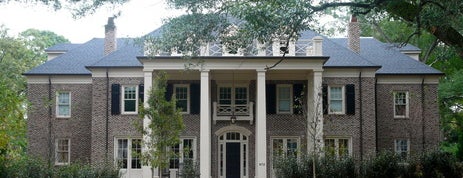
<box><xmin>376</xmin><ymin>75</ymin><xmax>440</xmax><ymax>84</ymax></box>
<box><xmin>140</xmin><ymin>58</ymin><xmax>326</xmax><ymax>71</ymax></box>
<box><xmin>323</xmin><ymin>68</ymin><xmax>377</xmax><ymax>78</ymax></box>
<box><xmin>27</xmin><ymin>75</ymin><xmax>92</xmax><ymax>84</ymax></box>
<box><xmin>91</xmin><ymin>68</ymin><xmax>144</xmax><ymax>78</ymax></box>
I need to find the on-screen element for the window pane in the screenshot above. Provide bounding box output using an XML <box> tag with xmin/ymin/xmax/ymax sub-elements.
<box><xmin>278</xmin><ymin>86</ymin><xmax>291</xmax><ymax>113</ymax></box>
<box><xmin>58</xmin><ymin>105</ymin><xmax>70</xmax><ymax>116</ymax></box>
<box><xmin>177</xmin><ymin>100</ymin><xmax>188</xmax><ymax>112</ymax></box>
<box><xmin>131</xmin><ymin>139</ymin><xmax>141</xmax><ymax>169</ymax></box>
<box><xmin>279</xmin><ymin>100</ymin><xmax>290</xmax><ymax>112</ymax></box>
<box><xmin>330</xmin><ymin>100</ymin><xmax>342</xmax><ymax>112</ymax></box>
<box><xmin>324</xmin><ymin>139</ymin><xmax>336</xmax><ymax>157</ymax></box>
<box><xmin>219</xmin><ymin>87</ymin><xmax>231</xmax><ymax>105</ymax></box>
<box><xmin>287</xmin><ymin>139</ymin><xmax>298</xmax><ymax>157</ymax></box>
<box><xmin>124</xmin><ymin>86</ymin><xmax>137</xmax><ymax>112</ymax></box>
<box><xmin>117</xmin><ymin>139</ymin><xmax>128</xmax><ymax>169</ymax></box>
<box><xmin>124</xmin><ymin>100</ymin><xmax>136</xmax><ymax>112</ymax></box>
<box><xmin>395</xmin><ymin>105</ymin><xmax>406</xmax><ymax>116</ymax></box>
<box><xmin>58</xmin><ymin>93</ymin><xmax>70</xmax><ymax>104</ymax></box>
<box><xmin>330</xmin><ymin>87</ymin><xmax>342</xmax><ymax>100</ymax></box>
<box><xmin>235</xmin><ymin>87</ymin><xmax>247</xmax><ymax>105</ymax></box>
<box><xmin>338</xmin><ymin>139</ymin><xmax>349</xmax><ymax>157</ymax></box>
<box><xmin>329</xmin><ymin>87</ymin><xmax>343</xmax><ymax>113</ymax></box>
<box><xmin>57</xmin><ymin>92</ymin><xmax>70</xmax><ymax>117</ymax></box>
<box><xmin>56</xmin><ymin>139</ymin><xmax>69</xmax><ymax>164</ymax></box>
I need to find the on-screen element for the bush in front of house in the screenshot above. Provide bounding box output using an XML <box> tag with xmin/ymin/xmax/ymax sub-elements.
<box><xmin>0</xmin><ymin>156</ymin><xmax>120</xmax><ymax>178</ymax></box>
<box><xmin>273</xmin><ymin>150</ymin><xmax>463</xmax><ymax>178</ymax></box>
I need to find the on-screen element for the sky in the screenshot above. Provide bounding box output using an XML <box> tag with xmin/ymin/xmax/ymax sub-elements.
<box><xmin>0</xmin><ymin>0</ymin><xmax>184</xmax><ymax>43</ymax></box>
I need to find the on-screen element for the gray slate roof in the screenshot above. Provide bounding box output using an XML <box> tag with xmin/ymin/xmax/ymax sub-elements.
<box><xmin>331</xmin><ymin>38</ymin><xmax>442</xmax><ymax>75</ymax></box>
<box><xmin>45</xmin><ymin>43</ymin><xmax>80</xmax><ymax>52</ymax></box>
<box><xmin>25</xmin><ymin>38</ymin><xmax>142</xmax><ymax>75</ymax></box>
<box><xmin>25</xmin><ymin>29</ymin><xmax>442</xmax><ymax>76</ymax></box>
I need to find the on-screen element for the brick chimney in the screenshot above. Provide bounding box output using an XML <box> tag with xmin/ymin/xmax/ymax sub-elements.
<box><xmin>104</xmin><ymin>17</ymin><xmax>117</xmax><ymax>55</ymax></box>
<box><xmin>347</xmin><ymin>15</ymin><xmax>360</xmax><ymax>53</ymax></box>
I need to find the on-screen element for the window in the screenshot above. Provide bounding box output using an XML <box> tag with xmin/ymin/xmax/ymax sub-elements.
<box><xmin>56</xmin><ymin>92</ymin><xmax>71</xmax><ymax>117</ymax></box>
<box><xmin>169</xmin><ymin>138</ymin><xmax>196</xmax><ymax>169</ymax></box>
<box><xmin>271</xmin><ymin>137</ymin><xmax>299</xmax><ymax>168</ymax></box>
<box><xmin>394</xmin><ymin>91</ymin><xmax>409</xmax><ymax>118</ymax></box>
<box><xmin>324</xmin><ymin>137</ymin><xmax>351</xmax><ymax>158</ymax></box>
<box><xmin>55</xmin><ymin>139</ymin><xmax>70</xmax><ymax>165</ymax></box>
<box><xmin>174</xmin><ymin>84</ymin><xmax>189</xmax><ymax>114</ymax></box>
<box><xmin>122</xmin><ymin>86</ymin><xmax>138</xmax><ymax>114</ymax></box>
<box><xmin>115</xmin><ymin>138</ymin><xmax>142</xmax><ymax>169</ymax></box>
<box><xmin>217</xmin><ymin>85</ymin><xmax>249</xmax><ymax>116</ymax></box>
<box><xmin>277</xmin><ymin>85</ymin><xmax>292</xmax><ymax>114</ymax></box>
<box><xmin>328</xmin><ymin>86</ymin><xmax>344</xmax><ymax>114</ymax></box>
<box><xmin>395</xmin><ymin>139</ymin><xmax>409</xmax><ymax>160</ymax></box>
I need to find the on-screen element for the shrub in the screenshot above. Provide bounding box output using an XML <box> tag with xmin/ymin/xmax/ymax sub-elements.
<box><xmin>419</xmin><ymin>151</ymin><xmax>463</xmax><ymax>178</ymax></box>
<box><xmin>318</xmin><ymin>156</ymin><xmax>356</xmax><ymax>178</ymax></box>
<box><xmin>0</xmin><ymin>155</ymin><xmax>119</xmax><ymax>178</ymax></box>
<box><xmin>360</xmin><ymin>151</ymin><xmax>406</xmax><ymax>178</ymax></box>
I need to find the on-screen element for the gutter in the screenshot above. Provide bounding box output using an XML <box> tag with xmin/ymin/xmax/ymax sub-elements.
<box><xmin>421</xmin><ymin>78</ymin><xmax>425</xmax><ymax>152</ymax></box>
<box><xmin>359</xmin><ymin>72</ymin><xmax>363</xmax><ymax>160</ymax></box>
<box><xmin>374</xmin><ymin>78</ymin><xmax>378</xmax><ymax>154</ymax></box>
<box><xmin>105</xmin><ymin>69</ymin><xmax>109</xmax><ymax>163</ymax></box>
<box><xmin>48</xmin><ymin>76</ymin><xmax>53</xmax><ymax>166</ymax></box>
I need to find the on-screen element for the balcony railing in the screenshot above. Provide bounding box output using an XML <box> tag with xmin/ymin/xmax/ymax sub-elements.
<box><xmin>213</xmin><ymin>102</ymin><xmax>254</xmax><ymax>124</ymax></box>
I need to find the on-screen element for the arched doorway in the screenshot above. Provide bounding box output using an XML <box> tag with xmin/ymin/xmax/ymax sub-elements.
<box><xmin>216</xmin><ymin>126</ymin><xmax>250</xmax><ymax>178</ymax></box>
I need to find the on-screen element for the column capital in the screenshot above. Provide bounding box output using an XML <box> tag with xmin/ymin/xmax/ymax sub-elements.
<box><xmin>256</xmin><ymin>69</ymin><xmax>266</xmax><ymax>73</ymax></box>
<box><xmin>200</xmin><ymin>69</ymin><xmax>210</xmax><ymax>73</ymax></box>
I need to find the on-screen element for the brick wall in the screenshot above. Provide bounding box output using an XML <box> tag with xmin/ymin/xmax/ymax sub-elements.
<box><xmin>323</xmin><ymin>77</ymin><xmax>376</xmax><ymax>159</ymax></box>
<box><xmin>376</xmin><ymin>83</ymin><xmax>440</xmax><ymax>155</ymax></box>
<box><xmin>91</xmin><ymin>77</ymin><xmax>143</xmax><ymax>167</ymax></box>
<box><xmin>27</xmin><ymin>83</ymin><xmax>92</xmax><ymax>164</ymax></box>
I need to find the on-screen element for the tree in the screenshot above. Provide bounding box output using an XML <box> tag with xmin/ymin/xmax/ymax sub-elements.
<box><xmin>438</xmin><ymin>70</ymin><xmax>463</xmax><ymax>159</ymax></box>
<box><xmin>138</xmin><ymin>71</ymin><xmax>184</xmax><ymax>177</ymax></box>
<box><xmin>0</xmin><ymin>26</ymin><xmax>69</xmax><ymax>160</ymax></box>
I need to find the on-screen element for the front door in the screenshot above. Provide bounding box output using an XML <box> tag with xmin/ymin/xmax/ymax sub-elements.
<box><xmin>226</xmin><ymin>143</ymin><xmax>241</xmax><ymax>178</ymax></box>
<box><xmin>218</xmin><ymin>131</ymin><xmax>248</xmax><ymax>178</ymax></box>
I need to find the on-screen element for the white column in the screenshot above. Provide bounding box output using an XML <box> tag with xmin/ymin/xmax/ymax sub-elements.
<box><xmin>200</xmin><ymin>70</ymin><xmax>211</xmax><ymax>178</ymax></box>
<box><xmin>307</xmin><ymin>70</ymin><xmax>324</xmax><ymax>154</ymax></box>
<box><xmin>142</xmin><ymin>71</ymin><xmax>158</xmax><ymax>178</ymax></box>
<box><xmin>255</xmin><ymin>70</ymin><xmax>267</xmax><ymax>178</ymax></box>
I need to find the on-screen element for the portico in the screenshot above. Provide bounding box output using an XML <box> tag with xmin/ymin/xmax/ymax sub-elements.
<box><xmin>139</xmin><ymin>53</ymin><xmax>326</xmax><ymax>178</ymax></box>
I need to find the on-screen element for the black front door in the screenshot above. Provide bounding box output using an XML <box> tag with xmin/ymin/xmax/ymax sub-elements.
<box><xmin>226</xmin><ymin>143</ymin><xmax>241</xmax><ymax>178</ymax></box>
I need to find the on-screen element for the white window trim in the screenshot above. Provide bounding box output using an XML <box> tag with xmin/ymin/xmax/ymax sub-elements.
<box><xmin>394</xmin><ymin>139</ymin><xmax>410</xmax><ymax>159</ymax></box>
<box><xmin>328</xmin><ymin>86</ymin><xmax>345</xmax><ymax>114</ymax></box>
<box><xmin>276</xmin><ymin>84</ymin><xmax>293</xmax><ymax>114</ymax></box>
<box><xmin>114</xmin><ymin>137</ymin><xmax>142</xmax><ymax>170</ymax></box>
<box><xmin>56</xmin><ymin>91</ymin><xmax>71</xmax><ymax>118</ymax></box>
<box><xmin>217</xmin><ymin>84</ymin><xmax>249</xmax><ymax>105</ymax></box>
<box><xmin>169</xmin><ymin>137</ymin><xmax>197</xmax><ymax>170</ymax></box>
<box><xmin>121</xmin><ymin>85</ymin><xmax>138</xmax><ymax>115</ymax></box>
<box><xmin>55</xmin><ymin>138</ymin><xmax>70</xmax><ymax>165</ymax></box>
<box><xmin>174</xmin><ymin>84</ymin><xmax>190</xmax><ymax>114</ymax></box>
<box><xmin>393</xmin><ymin>91</ymin><xmax>409</xmax><ymax>118</ymax></box>
<box><xmin>324</xmin><ymin>136</ymin><xmax>352</xmax><ymax>158</ymax></box>
<box><xmin>270</xmin><ymin>136</ymin><xmax>300</xmax><ymax>178</ymax></box>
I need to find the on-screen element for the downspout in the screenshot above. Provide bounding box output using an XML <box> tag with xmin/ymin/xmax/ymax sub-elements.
<box><xmin>105</xmin><ymin>69</ymin><xmax>109</xmax><ymax>163</ymax></box>
<box><xmin>48</xmin><ymin>76</ymin><xmax>53</xmax><ymax>166</ymax></box>
<box><xmin>421</xmin><ymin>78</ymin><xmax>425</xmax><ymax>152</ymax></box>
<box><xmin>374</xmin><ymin>78</ymin><xmax>378</xmax><ymax>154</ymax></box>
<box><xmin>359</xmin><ymin>72</ymin><xmax>363</xmax><ymax>160</ymax></box>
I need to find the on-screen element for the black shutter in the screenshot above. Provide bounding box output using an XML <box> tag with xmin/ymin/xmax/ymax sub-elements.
<box><xmin>293</xmin><ymin>84</ymin><xmax>304</xmax><ymax>115</ymax></box>
<box><xmin>111</xmin><ymin>84</ymin><xmax>120</xmax><ymax>115</ymax></box>
<box><xmin>322</xmin><ymin>85</ymin><xmax>328</xmax><ymax>115</ymax></box>
<box><xmin>139</xmin><ymin>84</ymin><xmax>144</xmax><ymax>103</ymax></box>
<box><xmin>190</xmin><ymin>83</ymin><xmax>200</xmax><ymax>114</ymax></box>
<box><xmin>266</xmin><ymin>84</ymin><xmax>276</xmax><ymax>114</ymax></box>
<box><xmin>165</xmin><ymin>83</ymin><xmax>173</xmax><ymax>101</ymax></box>
<box><xmin>345</xmin><ymin>84</ymin><xmax>355</xmax><ymax>115</ymax></box>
